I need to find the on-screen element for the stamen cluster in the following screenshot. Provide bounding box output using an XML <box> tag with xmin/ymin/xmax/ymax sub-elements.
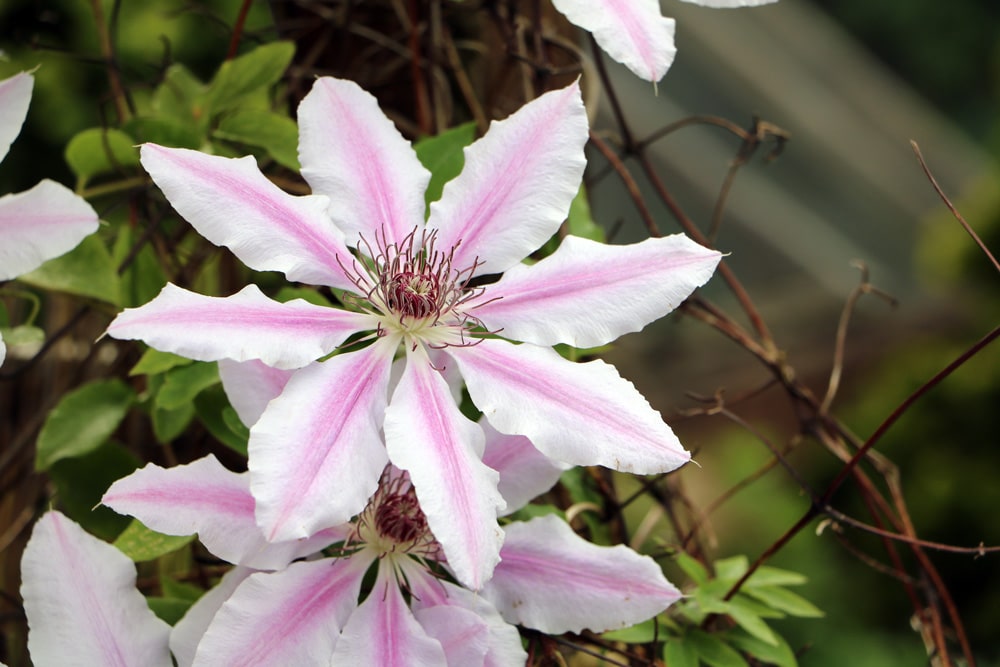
<box><xmin>353</xmin><ymin>470</ymin><xmax>440</xmax><ymax>560</ymax></box>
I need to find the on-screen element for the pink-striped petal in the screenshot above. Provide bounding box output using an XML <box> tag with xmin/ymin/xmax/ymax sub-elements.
<box><xmin>298</xmin><ymin>77</ymin><xmax>429</xmax><ymax>246</ymax></box>
<box><xmin>406</xmin><ymin>564</ymin><xmax>528</xmax><ymax>667</ymax></box>
<box><xmin>0</xmin><ymin>72</ymin><xmax>32</xmax><ymax>162</ymax></box>
<box><xmin>680</xmin><ymin>0</ymin><xmax>777</xmax><ymax>6</ymax></box>
<box><xmin>21</xmin><ymin>511</ymin><xmax>171</xmax><ymax>667</ymax></box>
<box><xmin>551</xmin><ymin>0</ymin><xmax>676</xmax><ymax>82</ymax></box>
<box><xmin>473</xmin><ymin>234</ymin><xmax>721</xmax><ymax>347</ymax></box>
<box><xmin>218</xmin><ymin>359</ymin><xmax>294</xmax><ymax>427</ymax></box>
<box><xmin>483</xmin><ymin>515</ymin><xmax>682</xmax><ymax>633</ymax></box>
<box><xmin>140</xmin><ymin>143</ymin><xmax>355</xmax><ymax>290</ymax></box>
<box><xmin>103</xmin><ymin>456</ymin><xmax>344</xmax><ymax>570</ymax></box>
<box><xmin>430</xmin><ymin>82</ymin><xmax>588</xmax><ymax>276</ymax></box>
<box><xmin>384</xmin><ymin>347</ymin><xmax>505</xmax><ymax>589</ymax></box>
<box><xmin>171</xmin><ymin>566</ymin><xmax>254</xmax><ymax>667</ymax></box>
<box><xmin>0</xmin><ymin>179</ymin><xmax>99</xmax><ymax>280</ymax></box>
<box><xmin>250</xmin><ymin>338</ymin><xmax>397</xmax><ymax>542</ymax></box>
<box><xmin>108</xmin><ymin>283</ymin><xmax>374</xmax><ymax>370</ymax></box>
<box><xmin>192</xmin><ymin>554</ymin><xmax>372</xmax><ymax>666</ymax></box>
<box><xmin>450</xmin><ymin>338</ymin><xmax>690</xmax><ymax>473</ymax></box>
<box><xmin>331</xmin><ymin>562</ymin><xmax>446</xmax><ymax>666</ymax></box>
<box><xmin>481</xmin><ymin>417</ymin><xmax>567</xmax><ymax>515</ymax></box>
<box><xmin>413</xmin><ymin>604</ymin><xmax>489</xmax><ymax>667</ymax></box>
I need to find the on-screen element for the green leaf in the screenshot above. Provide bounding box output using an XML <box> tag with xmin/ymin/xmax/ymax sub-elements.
<box><xmin>36</xmin><ymin>379</ymin><xmax>135</xmax><ymax>470</ymax></box>
<box><xmin>274</xmin><ymin>286</ymin><xmax>333</xmax><ymax>307</ymax></box>
<box><xmin>152</xmin><ymin>402</ymin><xmax>195</xmax><ymax>444</ymax></box>
<box><xmin>726</xmin><ymin>630</ymin><xmax>799</xmax><ymax>667</ymax></box>
<box><xmin>0</xmin><ymin>324</ymin><xmax>44</xmax><ymax>347</ymax></box>
<box><xmin>124</xmin><ymin>115</ymin><xmax>203</xmax><ymax>149</ymax></box>
<box><xmin>112</xmin><ymin>225</ymin><xmax>168</xmax><ymax>308</ymax></box>
<box><xmin>129</xmin><ymin>348</ymin><xmax>193</xmax><ymax>377</ymax></box>
<box><xmin>152</xmin><ymin>63</ymin><xmax>209</xmax><ymax>131</ymax></box>
<box><xmin>19</xmin><ymin>234</ymin><xmax>121</xmax><ymax>305</ymax></box>
<box><xmin>147</xmin><ymin>596</ymin><xmax>195</xmax><ymax>625</ymax></box>
<box><xmin>414</xmin><ymin>122</ymin><xmax>476</xmax><ymax>207</ymax></box>
<box><xmin>688</xmin><ymin>630</ymin><xmax>749</xmax><ymax>667</ymax></box>
<box><xmin>744</xmin><ymin>566</ymin><xmax>808</xmax><ymax>588</ymax></box>
<box><xmin>65</xmin><ymin>127</ymin><xmax>139</xmax><ymax>184</ymax></box>
<box><xmin>206</xmin><ymin>42</ymin><xmax>295</xmax><ymax>115</ymax></box>
<box><xmin>676</xmin><ymin>551</ymin><xmax>710</xmax><ymax>586</ymax></box>
<box><xmin>48</xmin><ymin>443</ymin><xmax>139</xmax><ymax>540</ymax></box>
<box><xmin>161</xmin><ymin>576</ymin><xmax>205</xmax><ymax>602</ymax></box>
<box><xmin>602</xmin><ymin>618</ymin><xmax>657</xmax><ymax>643</ymax></box>
<box><xmin>663</xmin><ymin>637</ymin><xmax>700</xmax><ymax>667</ymax></box>
<box><xmin>743</xmin><ymin>586</ymin><xmax>824</xmax><ymax>618</ymax></box>
<box><xmin>194</xmin><ymin>385</ymin><xmax>250</xmax><ymax>455</ymax></box>
<box><xmin>713</xmin><ymin>555</ymin><xmax>749</xmax><ymax>583</ymax></box>
<box><xmin>727</xmin><ymin>595</ymin><xmax>778</xmax><ymax>645</ymax></box>
<box><xmin>113</xmin><ymin>518</ymin><xmax>195</xmax><ymax>562</ymax></box>
<box><xmin>156</xmin><ymin>362</ymin><xmax>220</xmax><ymax>410</ymax></box>
<box><xmin>214</xmin><ymin>109</ymin><xmax>299</xmax><ymax>169</ymax></box>
<box><xmin>566</xmin><ymin>185</ymin><xmax>604</xmax><ymax>242</ymax></box>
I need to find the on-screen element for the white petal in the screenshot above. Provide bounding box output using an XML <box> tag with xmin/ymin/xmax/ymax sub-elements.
<box><xmin>103</xmin><ymin>456</ymin><xmax>343</xmax><ymax>570</ymax></box>
<box><xmin>193</xmin><ymin>554</ymin><xmax>372</xmax><ymax>666</ymax></box>
<box><xmin>551</xmin><ymin>0</ymin><xmax>675</xmax><ymax>82</ymax></box>
<box><xmin>140</xmin><ymin>144</ymin><xmax>356</xmax><ymax>289</ymax></box>
<box><xmin>483</xmin><ymin>515</ymin><xmax>682</xmax><ymax>633</ymax></box>
<box><xmin>473</xmin><ymin>234</ymin><xmax>721</xmax><ymax>347</ymax></box>
<box><xmin>331</xmin><ymin>562</ymin><xmax>446</xmax><ymax>666</ymax></box>
<box><xmin>0</xmin><ymin>179</ymin><xmax>99</xmax><ymax>280</ymax></box>
<box><xmin>107</xmin><ymin>283</ymin><xmax>374</xmax><ymax>370</ymax></box>
<box><xmin>384</xmin><ymin>348</ymin><xmax>505</xmax><ymax>589</ymax></box>
<box><xmin>251</xmin><ymin>339</ymin><xmax>396</xmax><ymax>542</ymax></box>
<box><xmin>218</xmin><ymin>359</ymin><xmax>294</xmax><ymax>427</ymax></box>
<box><xmin>171</xmin><ymin>566</ymin><xmax>255</xmax><ymax>667</ymax></box>
<box><xmin>0</xmin><ymin>71</ymin><xmax>31</xmax><ymax>162</ymax></box>
<box><xmin>480</xmin><ymin>417</ymin><xmax>567</xmax><ymax>515</ymax></box>
<box><xmin>679</xmin><ymin>0</ymin><xmax>778</xmax><ymax>6</ymax></box>
<box><xmin>21</xmin><ymin>511</ymin><xmax>171</xmax><ymax>667</ymax></box>
<box><xmin>430</xmin><ymin>82</ymin><xmax>588</xmax><ymax>275</ymax></box>
<box><xmin>298</xmin><ymin>77</ymin><xmax>429</xmax><ymax>246</ymax></box>
<box><xmin>451</xmin><ymin>339</ymin><xmax>690</xmax><ymax>473</ymax></box>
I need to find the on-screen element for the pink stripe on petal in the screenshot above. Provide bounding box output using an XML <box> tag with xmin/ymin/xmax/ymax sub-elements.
<box><xmin>251</xmin><ymin>338</ymin><xmax>396</xmax><ymax>542</ymax></box>
<box><xmin>551</xmin><ymin>0</ymin><xmax>676</xmax><ymax>82</ymax></box>
<box><xmin>331</xmin><ymin>562</ymin><xmax>446</xmax><ymax>666</ymax></box>
<box><xmin>0</xmin><ymin>71</ymin><xmax>32</xmax><ymax>162</ymax></box>
<box><xmin>107</xmin><ymin>282</ymin><xmax>374</xmax><ymax>370</ymax></box>
<box><xmin>474</xmin><ymin>234</ymin><xmax>721</xmax><ymax>348</ymax></box>
<box><xmin>298</xmin><ymin>77</ymin><xmax>429</xmax><ymax>247</ymax></box>
<box><xmin>140</xmin><ymin>144</ymin><xmax>355</xmax><ymax>290</ymax></box>
<box><xmin>431</xmin><ymin>82</ymin><xmax>588</xmax><ymax>276</ymax></box>
<box><xmin>0</xmin><ymin>179</ymin><xmax>99</xmax><ymax>280</ymax></box>
<box><xmin>385</xmin><ymin>348</ymin><xmax>505</xmax><ymax>589</ymax></box>
<box><xmin>450</xmin><ymin>339</ymin><xmax>690</xmax><ymax>474</ymax></box>
<box><xmin>21</xmin><ymin>512</ymin><xmax>171</xmax><ymax>667</ymax></box>
<box><xmin>483</xmin><ymin>515</ymin><xmax>682</xmax><ymax>634</ymax></box>
<box><xmin>193</xmin><ymin>554</ymin><xmax>372</xmax><ymax>666</ymax></box>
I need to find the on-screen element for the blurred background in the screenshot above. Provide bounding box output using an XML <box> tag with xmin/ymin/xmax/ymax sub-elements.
<box><xmin>1</xmin><ymin>0</ymin><xmax>998</xmax><ymax>665</ymax></box>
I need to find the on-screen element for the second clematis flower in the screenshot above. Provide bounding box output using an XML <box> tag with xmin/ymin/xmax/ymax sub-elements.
<box><xmin>107</xmin><ymin>76</ymin><xmax>721</xmax><ymax>588</ymax></box>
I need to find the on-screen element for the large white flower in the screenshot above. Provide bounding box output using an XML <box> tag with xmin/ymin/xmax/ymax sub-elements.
<box><xmin>0</xmin><ymin>72</ymin><xmax>99</xmax><ymax>365</ymax></box>
<box><xmin>551</xmin><ymin>0</ymin><xmax>778</xmax><ymax>82</ymax></box>
<box><xmin>107</xmin><ymin>76</ymin><xmax>720</xmax><ymax>588</ymax></box>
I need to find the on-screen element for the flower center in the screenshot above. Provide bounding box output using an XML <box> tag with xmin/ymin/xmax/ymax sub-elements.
<box><xmin>384</xmin><ymin>271</ymin><xmax>440</xmax><ymax>320</ymax></box>
<box><xmin>353</xmin><ymin>469</ymin><xmax>440</xmax><ymax>559</ymax></box>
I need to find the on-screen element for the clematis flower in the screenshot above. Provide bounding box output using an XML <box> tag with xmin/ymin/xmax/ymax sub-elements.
<box><xmin>18</xmin><ymin>511</ymin><xmax>172</xmax><ymax>667</ymax></box>
<box><xmin>107</xmin><ymin>76</ymin><xmax>721</xmax><ymax>588</ymax></box>
<box><xmin>0</xmin><ymin>72</ymin><xmax>99</xmax><ymax>365</ymax></box>
<box><xmin>550</xmin><ymin>0</ymin><xmax>778</xmax><ymax>82</ymax></box>
<box><xmin>103</xmin><ymin>455</ymin><xmax>680</xmax><ymax>666</ymax></box>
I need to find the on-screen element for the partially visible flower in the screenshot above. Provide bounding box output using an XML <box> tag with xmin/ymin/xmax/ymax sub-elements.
<box><xmin>107</xmin><ymin>76</ymin><xmax>720</xmax><ymax>589</ymax></box>
<box><xmin>551</xmin><ymin>0</ymin><xmax>778</xmax><ymax>83</ymax></box>
<box><xmin>0</xmin><ymin>72</ymin><xmax>99</xmax><ymax>365</ymax></box>
<box><xmin>19</xmin><ymin>511</ymin><xmax>172</xmax><ymax>667</ymax></box>
<box><xmin>104</xmin><ymin>456</ymin><xmax>680</xmax><ymax>666</ymax></box>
